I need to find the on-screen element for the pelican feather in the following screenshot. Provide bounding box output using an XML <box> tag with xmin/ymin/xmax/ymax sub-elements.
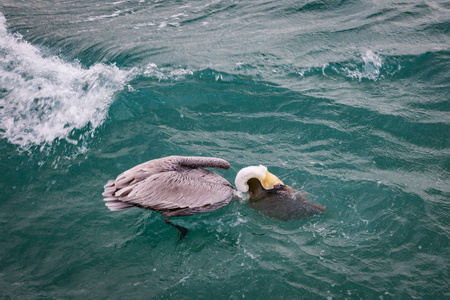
<box><xmin>103</xmin><ymin>156</ymin><xmax>234</xmax><ymax>217</ymax></box>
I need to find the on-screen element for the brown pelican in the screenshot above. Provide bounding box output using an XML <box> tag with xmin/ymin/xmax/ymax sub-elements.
<box><xmin>103</xmin><ymin>156</ymin><xmax>325</xmax><ymax>238</ymax></box>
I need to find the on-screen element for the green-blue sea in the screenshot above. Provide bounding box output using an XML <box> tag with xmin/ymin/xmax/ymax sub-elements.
<box><xmin>1</xmin><ymin>0</ymin><xmax>449</xmax><ymax>298</ymax></box>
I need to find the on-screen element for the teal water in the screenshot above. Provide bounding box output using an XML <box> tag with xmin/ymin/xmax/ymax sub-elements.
<box><xmin>0</xmin><ymin>0</ymin><xmax>449</xmax><ymax>298</ymax></box>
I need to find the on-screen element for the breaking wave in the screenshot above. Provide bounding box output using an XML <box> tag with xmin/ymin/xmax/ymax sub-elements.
<box><xmin>0</xmin><ymin>13</ymin><xmax>133</xmax><ymax>152</ymax></box>
<box><xmin>297</xmin><ymin>50</ymin><xmax>401</xmax><ymax>82</ymax></box>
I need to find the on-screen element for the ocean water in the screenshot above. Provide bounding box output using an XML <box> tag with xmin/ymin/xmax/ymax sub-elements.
<box><xmin>0</xmin><ymin>0</ymin><xmax>449</xmax><ymax>298</ymax></box>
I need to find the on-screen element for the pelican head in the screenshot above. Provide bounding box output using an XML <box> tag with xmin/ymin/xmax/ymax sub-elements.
<box><xmin>235</xmin><ymin>165</ymin><xmax>285</xmax><ymax>199</ymax></box>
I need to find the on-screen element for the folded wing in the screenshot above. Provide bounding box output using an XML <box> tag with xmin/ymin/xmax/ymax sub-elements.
<box><xmin>103</xmin><ymin>156</ymin><xmax>234</xmax><ymax>216</ymax></box>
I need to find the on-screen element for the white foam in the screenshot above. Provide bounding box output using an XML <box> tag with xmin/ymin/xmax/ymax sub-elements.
<box><xmin>170</xmin><ymin>13</ymin><xmax>188</xmax><ymax>19</ymax></box>
<box><xmin>143</xmin><ymin>63</ymin><xmax>193</xmax><ymax>81</ymax></box>
<box><xmin>0</xmin><ymin>13</ymin><xmax>133</xmax><ymax>151</ymax></box>
<box><xmin>344</xmin><ymin>50</ymin><xmax>383</xmax><ymax>82</ymax></box>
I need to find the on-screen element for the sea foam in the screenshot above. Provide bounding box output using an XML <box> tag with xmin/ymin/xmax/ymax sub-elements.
<box><xmin>343</xmin><ymin>50</ymin><xmax>383</xmax><ymax>82</ymax></box>
<box><xmin>0</xmin><ymin>13</ymin><xmax>133</xmax><ymax>151</ymax></box>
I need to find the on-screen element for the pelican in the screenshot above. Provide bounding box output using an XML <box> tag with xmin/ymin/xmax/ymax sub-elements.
<box><xmin>103</xmin><ymin>156</ymin><xmax>325</xmax><ymax>238</ymax></box>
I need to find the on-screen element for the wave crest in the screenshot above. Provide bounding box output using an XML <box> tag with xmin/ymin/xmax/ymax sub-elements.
<box><xmin>0</xmin><ymin>14</ymin><xmax>133</xmax><ymax>151</ymax></box>
<box><xmin>342</xmin><ymin>50</ymin><xmax>383</xmax><ymax>82</ymax></box>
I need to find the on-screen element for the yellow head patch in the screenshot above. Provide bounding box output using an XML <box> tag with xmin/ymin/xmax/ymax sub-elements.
<box><xmin>260</xmin><ymin>170</ymin><xmax>284</xmax><ymax>190</ymax></box>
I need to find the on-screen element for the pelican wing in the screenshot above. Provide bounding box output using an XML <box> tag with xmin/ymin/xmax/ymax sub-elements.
<box><xmin>113</xmin><ymin>156</ymin><xmax>230</xmax><ymax>189</ymax></box>
<box><xmin>103</xmin><ymin>156</ymin><xmax>234</xmax><ymax>216</ymax></box>
<box><xmin>123</xmin><ymin>170</ymin><xmax>233</xmax><ymax>216</ymax></box>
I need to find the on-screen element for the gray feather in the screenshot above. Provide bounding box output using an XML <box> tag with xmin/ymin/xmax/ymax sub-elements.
<box><xmin>102</xmin><ymin>156</ymin><xmax>234</xmax><ymax>217</ymax></box>
<box><xmin>105</xmin><ymin>201</ymin><xmax>134</xmax><ymax>211</ymax></box>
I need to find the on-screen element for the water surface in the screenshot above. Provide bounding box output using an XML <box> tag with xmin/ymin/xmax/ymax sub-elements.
<box><xmin>0</xmin><ymin>0</ymin><xmax>449</xmax><ymax>298</ymax></box>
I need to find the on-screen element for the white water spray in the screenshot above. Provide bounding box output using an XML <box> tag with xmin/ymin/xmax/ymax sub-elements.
<box><xmin>0</xmin><ymin>13</ymin><xmax>133</xmax><ymax>151</ymax></box>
